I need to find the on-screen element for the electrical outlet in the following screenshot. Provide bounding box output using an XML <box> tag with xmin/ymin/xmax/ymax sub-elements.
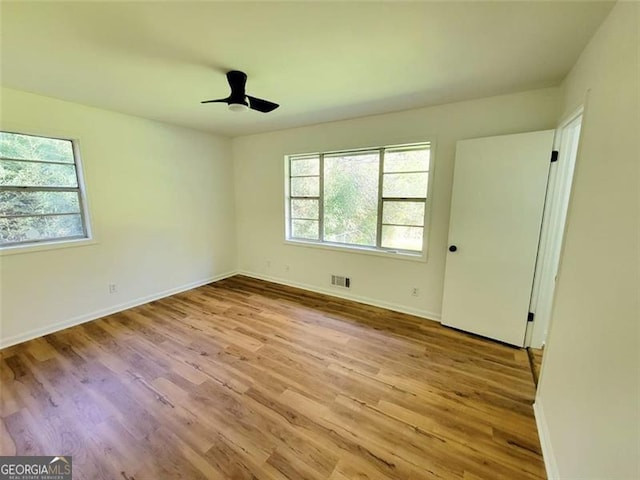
<box><xmin>266</xmin><ymin>260</ymin><xmax>272</xmax><ymax>269</ymax></box>
<box><xmin>285</xmin><ymin>265</ymin><xmax>290</xmax><ymax>272</ymax></box>
<box><xmin>411</xmin><ymin>287</ymin><xmax>419</xmax><ymax>297</ymax></box>
<box><xmin>109</xmin><ymin>283</ymin><xmax>118</xmax><ymax>294</ymax></box>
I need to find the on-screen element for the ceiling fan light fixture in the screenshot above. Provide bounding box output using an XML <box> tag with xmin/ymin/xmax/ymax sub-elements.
<box><xmin>228</xmin><ymin>102</ymin><xmax>249</xmax><ymax>112</ymax></box>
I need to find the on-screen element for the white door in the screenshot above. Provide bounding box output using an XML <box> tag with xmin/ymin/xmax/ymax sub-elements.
<box><xmin>441</xmin><ymin>130</ymin><xmax>555</xmax><ymax>346</ymax></box>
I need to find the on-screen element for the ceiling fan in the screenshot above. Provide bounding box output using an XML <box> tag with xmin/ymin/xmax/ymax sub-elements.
<box><xmin>201</xmin><ymin>70</ymin><xmax>279</xmax><ymax>113</ymax></box>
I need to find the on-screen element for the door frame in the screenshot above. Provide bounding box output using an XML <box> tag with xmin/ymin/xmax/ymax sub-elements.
<box><xmin>525</xmin><ymin>106</ymin><xmax>584</xmax><ymax>348</ymax></box>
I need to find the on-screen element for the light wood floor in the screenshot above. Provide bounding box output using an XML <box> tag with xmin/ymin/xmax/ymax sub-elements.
<box><xmin>1</xmin><ymin>276</ymin><xmax>546</xmax><ymax>479</ymax></box>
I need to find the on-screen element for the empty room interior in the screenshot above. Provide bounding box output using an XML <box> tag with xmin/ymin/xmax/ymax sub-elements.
<box><xmin>0</xmin><ymin>1</ymin><xmax>638</xmax><ymax>479</ymax></box>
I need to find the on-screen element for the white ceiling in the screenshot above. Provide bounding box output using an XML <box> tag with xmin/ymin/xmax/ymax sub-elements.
<box><xmin>1</xmin><ymin>1</ymin><xmax>613</xmax><ymax>137</ymax></box>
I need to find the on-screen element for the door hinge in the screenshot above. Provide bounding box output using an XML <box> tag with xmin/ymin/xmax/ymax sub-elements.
<box><xmin>550</xmin><ymin>150</ymin><xmax>559</xmax><ymax>163</ymax></box>
<box><xmin>527</xmin><ymin>312</ymin><xmax>535</xmax><ymax>322</ymax></box>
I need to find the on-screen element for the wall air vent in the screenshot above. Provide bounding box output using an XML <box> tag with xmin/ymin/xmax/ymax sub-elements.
<box><xmin>331</xmin><ymin>275</ymin><xmax>351</xmax><ymax>288</ymax></box>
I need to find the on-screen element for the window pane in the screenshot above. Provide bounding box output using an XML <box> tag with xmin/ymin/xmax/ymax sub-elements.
<box><xmin>382</xmin><ymin>172</ymin><xmax>428</xmax><ymax>198</ymax></box>
<box><xmin>382</xmin><ymin>201</ymin><xmax>425</xmax><ymax>226</ymax></box>
<box><xmin>290</xmin><ymin>157</ymin><xmax>319</xmax><ymax>176</ymax></box>
<box><xmin>324</xmin><ymin>152</ymin><xmax>378</xmax><ymax>246</ymax></box>
<box><xmin>291</xmin><ymin>198</ymin><xmax>319</xmax><ymax>220</ymax></box>
<box><xmin>0</xmin><ymin>191</ymin><xmax>81</xmax><ymax>216</ymax></box>
<box><xmin>0</xmin><ymin>132</ymin><xmax>74</xmax><ymax>163</ymax></box>
<box><xmin>384</xmin><ymin>148</ymin><xmax>430</xmax><ymax>173</ymax></box>
<box><xmin>0</xmin><ymin>159</ymin><xmax>78</xmax><ymax>187</ymax></box>
<box><xmin>0</xmin><ymin>214</ymin><xmax>84</xmax><ymax>245</ymax></box>
<box><xmin>381</xmin><ymin>225</ymin><xmax>424</xmax><ymax>251</ymax></box>
<box><xmin>290</xmin><ymin>176</ymin><xmax>319</xmax><ymax>197</ymax></box>
<box><xmin>291</xmin><ymin>219</ymin><xmax>319</xmax><ymax>240</ymax></box>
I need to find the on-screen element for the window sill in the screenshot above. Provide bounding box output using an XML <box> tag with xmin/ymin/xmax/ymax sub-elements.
<box><xmin>0</xmin><ymin>237</ymin><xmax>98</xmax><ymax>256</ymax></box>
<box><xmin>284</xmin><ymin>238</ymin><xmax>427</xmax><ymax>263</ymax></box>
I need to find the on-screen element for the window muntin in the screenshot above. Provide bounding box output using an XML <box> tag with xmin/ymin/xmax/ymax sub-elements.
<box><xmin>0</xmin><ymin>131</ymin><xmax>91</xmax><ymax>248</ymax></box>
<box><xmin>286</xmin><ymin>143</ymin><xmax>430</xmax><ymax>254</ymax></box>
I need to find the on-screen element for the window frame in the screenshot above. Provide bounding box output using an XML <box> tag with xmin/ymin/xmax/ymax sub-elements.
<box><xmin>0</xmin><ymin>129</ymin><xmax>93</xmax><ymax>251</ymax></box>
<box><xmin>285</xmin><ymin>142</ymin><xmax>434</xmax><ymax>261</ymax></box>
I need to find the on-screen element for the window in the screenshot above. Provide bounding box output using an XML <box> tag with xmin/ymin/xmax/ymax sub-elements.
<box><xmin>286</xmin><ymin>143</ymin><xmax>431</xmax><ymax>255</ymax></box>
<box><xmin>0</xmin><ymin>131</ymin><xmax>91</xmax><ymax>248</ymax></box>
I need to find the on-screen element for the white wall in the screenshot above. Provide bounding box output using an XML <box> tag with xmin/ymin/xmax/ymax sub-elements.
<box><xmin>535</xmin><ymin>2</ymin><xmax>639</xmax><ymax>478</ymax></box>
<box><xmin>0</xmin><ymin>87</ymin><xmax>237</xmax><ymax>347</ymax></box>
<box><xmin>232</xmin><ymin>88</ymin><xmax>560</xmax><ymax>318</ymax></box>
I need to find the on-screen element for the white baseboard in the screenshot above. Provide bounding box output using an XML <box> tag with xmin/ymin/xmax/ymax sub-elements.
<box><xmin>237</xmin><ymin>270</ymin><xmax>441</xmax><ymax>322</ymax></box>
<box><xmin>0</xmin><ymin>270</ymin><xmax>237</xmax><ymax>350</ymax></box>
<box><xmin>534</xmin><ymin>400</ymin><xmax>560</xmax><ymax>479</ymax></box>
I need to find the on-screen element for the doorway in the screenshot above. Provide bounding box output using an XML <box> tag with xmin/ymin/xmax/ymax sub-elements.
<box><xmin>525</xmin><ymin>108</ymin><xmax>583</xmax><ymax>380</ymax></box>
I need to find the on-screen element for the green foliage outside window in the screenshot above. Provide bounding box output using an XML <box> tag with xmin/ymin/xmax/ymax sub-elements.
<box><xmin>0</xmin><ymin>132</ymin><xmax>88</xmax><ymax>246</ymax></box>
<box><xmin>288</xmin><ymin>145</ymin><xmax>430</xmax><ymax>253</ymax></box>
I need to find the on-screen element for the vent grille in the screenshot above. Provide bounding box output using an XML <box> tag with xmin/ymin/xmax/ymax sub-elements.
<box><xmin>331</xmin><ymin>275</ymin><xmax>351</xmax><ymax>288</ymax></box>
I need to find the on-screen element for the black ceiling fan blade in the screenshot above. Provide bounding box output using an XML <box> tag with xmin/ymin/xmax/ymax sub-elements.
<box><xmin>247</xmin><ymin>95</ymin><xmax>279</xmax><ymax>113</ymax></box>
<box><xmin>201</xmin><ymin>97</ymin><xmax>230</xmax><ymax>104</ymax></box>
<box><xmin>227</xmin><ymin>70</ymin><xmax>247</xmax><ymax>98</ymax></box>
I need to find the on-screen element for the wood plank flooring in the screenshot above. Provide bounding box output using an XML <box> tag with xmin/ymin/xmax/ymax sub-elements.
<box><xmin>1</xmin><ymin>275</ymin><xmax>546</xmax><ymax>479</ymax></box>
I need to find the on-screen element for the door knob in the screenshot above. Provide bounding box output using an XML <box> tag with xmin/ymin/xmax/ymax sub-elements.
<box><xmin>449</xmin><ymin>245</ymin><xmax>458</xmax><ymax>252</ymax></box>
